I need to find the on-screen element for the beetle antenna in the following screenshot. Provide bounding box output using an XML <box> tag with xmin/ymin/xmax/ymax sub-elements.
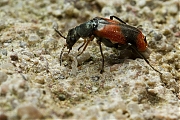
<box><xmin>54</xmin><ymin>28</ymin><xmax>66</xmax><ymax>39</ymax></box>
<box><xmin>60</xmin><ymin>44</ymin><xmax>67</xmax><ymax>66</ymax></box>
<box><xmin>130</xmin><ymin>45</ymin><xmax>162</xmax><ymax>75</ymax></box>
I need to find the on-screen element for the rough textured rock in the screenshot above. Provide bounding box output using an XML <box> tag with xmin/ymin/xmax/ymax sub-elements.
<box><xmin>0</xmin><ymin>71</ymin><xmax>8</xmax><ymax>84</ymax></box>
<box><xmin>17</xmin><ymin>105</ymin><xmax>43</xmax><ymax>119</ymax></box>
<box><xmin>0</xmin><ymin>0</ymin><xmax>179</xmax><ymax>119</ymax></box>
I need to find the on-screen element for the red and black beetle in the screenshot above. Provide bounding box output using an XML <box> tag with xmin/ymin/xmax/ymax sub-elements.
<box><xmin>54</xmin><ymin>15</ymin><xmax>161</xmax><ymax>74</ymax></box>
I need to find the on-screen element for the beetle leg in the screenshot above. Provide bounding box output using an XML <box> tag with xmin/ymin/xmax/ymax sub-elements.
<box><xmin>78</xmin><ymin>36</ymin><xmax>94</xmax><ymax>56</ymax></box>
<box><xmin>78</xmin><ymin>39</ymin><xmax>90</xmax><ymax>56</ymax></box>
<box><xmin>110</xmin><ymin>16</ymin><xmax>126</xmax><ymax>24</ymax></box>
<box><xmin>78</xmin><ymin>39</ymin><xmax>86</xmax><ymax>51</ymax></box>
<box><xmin>129</xmin><ymin>44</ymin><xmax>162</xmax><ymax>74</ymax></box>
<box><xmin>97</xmin><ymin>39</ymin><xmax>104</xmax><ymax>73</ymax></box>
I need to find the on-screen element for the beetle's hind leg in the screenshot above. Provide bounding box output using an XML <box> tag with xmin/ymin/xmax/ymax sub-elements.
<box><xmin>129</xmin><ymin>44</ymin><xmax>162</xmax><ymax>75</ymax></box>
<box><xmin>110</xmin><ymin>16</ymin><xmax>126</xmax><ymax>24</ymax></box>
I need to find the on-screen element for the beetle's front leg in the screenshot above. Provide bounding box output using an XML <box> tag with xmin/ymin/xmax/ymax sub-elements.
<box><xmin>78</xmin><ymin>36</ymin><xmax>94</xmax><ymax>56</ymax></box>
<box><xmin>78</xmin><ymin>39</ymin><xmax>86</xmax><ymax>51</ymax></box>
<box><xmin>97</xmin><ymin>39</ymin><xmax>104</xmax><ymax>74</ymax></box>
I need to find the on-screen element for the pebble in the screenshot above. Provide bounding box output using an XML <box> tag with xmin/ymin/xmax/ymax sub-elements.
<box><xmin>33</xmin><ymin>59</ymin><xmax>39</xmax><ymax>65</ymax></box>
<box><xmin>101</xmin><ymin>91</ymin><xmax>127</xmax><ymax>113</ymax></box>
<box><xmin>0</xmin><ymin>71</ymin><xmax>8</xmax><ymax>84</ymax></box>
<box><xmin>63</xmin><ymin>3</ymin><xmax>79</xmax><ymax>17</ymax></box>
<box><xmin>77</xmin><ymin>52</ymin><xmax>91</xmax><ymax>65</ymax></box>
<box><xmin>174</xmin><ymin>31</ymin><xmax>180</xmax><ymax>37</ymax></box>
<box><xmin>168</xmin><ymin>79</ymin><xmax>179</xmax><ymax>93</ymax></box>
<box><xmin>146</xmin><ymin>88</ymin><xmax>158</xmax><ymax>96</ymax></box>
<box><xmin>162</xmin><ymin>28</ymin><xmax>172</xmax><ymax>36</ymax></box>
<box><xmin>17</xmin><ymin>89</ymin><xmax>25</xmax><ymax>99</ymax></box>
<box><xmin>0</xmin><ymin>74</ymin><xmax>26</xmax><ymax>95</ymax></box>
<box><xmin>1</xmin><ymin>49</ymin><xmax>7</xmax><ymax>56</ymax></box>
<box><xmin>10</xmin><ymin>53</ymin><xmax>18</xmax><ymax>61</ymax></box>
<box><xmin>141</xmin><ymin>6</ymin><xmax>153</xmax><ymax>18</ymax></box>
<box><xmin>47</xmin><ymin>5</ymin><xmax>62</xmax><ymax>17</ymax></box>
<box><xmin>110</xmin><ymin>64</ymin><xmax>122</xmax><ymax>72</ymax></box>
<box><xmin>153</xmin><ymin>15</ymin><xmax>166</xmax><ymax>24</ymax></box>
<box><xmin>0</xmin><ymin>62</ymin><xmax>14</xmax><ymax>71</ymax></box>
<box><xmin>17</xmin><ymin>105</ymin><xmax>43</xmax><ymax>119</ymax></box>
<box><xmin>51</xmin><ymin>9</ymin><xmax>62</xmax><ymax>17</ymax></box>
<box><xmin>21</xmin><ymin>51</ymin><xmax>35</xmax><ymax>58</ymax></box>
<box><xmin>168</xmin><ymin>3</ymin><xmax>178</xmax><ymax>15</ymax></box>
<box><xmin>71</xmin><ymin>55</ymin><xmax>78</xmax><ymax>76</ymax></box>
<box><xmin>19</xmin><ymin>41</ymin><xmax>27</xmax><ymax>48</ymax></box>
<box><xmin>127</xmin><ymin>103</ymin><xmax>141</xmax><ymax>114</ymax></box>
<box><xmin>0</xmin><ymin>20</ymin><xmax>6</xmax><ymax>30</ymax></box>
<box><xmin>42</xmin><ymin>37</ymin><xmax>57</xmax><ymax>50</ymax></box>
<box><xmin>130</xmin><ymin>114</ymin><xmax>143</xmax><ymax>120</ymax></box>
<box><xmin>96</xmin><ymin>0</ymin><xmax>122</xmax><ymax>7</ymax></box>
<box><xmin>28</xmin><ymin>34</ymin><xmax>40</xmax><ymax>44</ymax></box>
<box><xmin>0</xmin><ymin>0</ymin><xmax>8</xmax><ymax>7</ymax></box>
<box><xmin>136</xmin><ymin>0</ymin><xmax>146</xmax><ymax>7</ymax></box>
<box><xmin>153</xmin><ymin>32</ymin><xmax>163</xmax><ymax>41</ymax></box>
<box><xmin>58</xmin><ymin>94</ymin><xmax>66</xmax><ymax>101</ymax></box>
<box><xmin>37</xmin><ymin>27</ymin><xmax>48</xmax><ymax>37</ymax></box>
<box><xmin>0</xmin><ymin>113</ymin><xmax>8</xmax><ymax>120</ymax></box>
<box><xmin>0</xmin><ymin>82</ymin><xmax>9</xmax><ymax>95</ymax></box>
<box><xmin>101</xmin><ymin>6</ymin><xmax>116</xmax><ymax>17</ymax></box>
<box><xmin>161</xmin><ymin>72</ymin><xmax>173</xmax><ymax>84</ymax></box>
<box><xmin>34</xmin><ymin>76</ymin><xmax>45</xmax><ymax>84</ymax></box>
<box><xmin>91</xmin><ymin>76</ymin><xmax>100</xmax><ymax>82</ymax></box>
<box><xmin>22</xmin><ymin>55</ymin><xmax>30</xmax><ymax>61</ymax></box>
<box><xmin>92</xmin><ymin>86</ymin><xmax>98</xmax><ymax>92</ymax></box>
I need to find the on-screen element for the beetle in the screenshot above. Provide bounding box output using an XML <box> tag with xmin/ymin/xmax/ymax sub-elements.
<box><xmin>54</xmin><ymin>15</ymin><xmax>161</xmax><ymax>74</ymax></box>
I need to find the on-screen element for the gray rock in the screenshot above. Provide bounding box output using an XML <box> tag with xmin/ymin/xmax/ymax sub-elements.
<box><xmin>0</xmin><ymin>71</ymin><xmax>8</xmax><ymax>84</ymax></box>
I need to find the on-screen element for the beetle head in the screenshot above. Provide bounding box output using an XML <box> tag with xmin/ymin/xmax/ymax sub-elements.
<box><xmin>66</xmin><ymin>19</ymin><xmax>98</xmax><ymax>50</ymax></box>
<box><xmin>66</xmin><ymin>28</ymin><xmax>80</xmax><ymax>50</ymax></box>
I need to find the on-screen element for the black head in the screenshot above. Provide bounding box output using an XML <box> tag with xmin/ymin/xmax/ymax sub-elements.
<box><xmin>66</xmin><ymin>28</ymin><xmax>80</xmax><ymax>50</ymax></box>
<box><xmin>66</xmin><ymin>19</ymin><xmax>98</xmax><ymax>50</ymax></box>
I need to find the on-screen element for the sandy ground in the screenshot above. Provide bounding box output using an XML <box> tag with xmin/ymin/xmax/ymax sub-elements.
<box><xmin>0</xmin><ymin>0</ymin><xmax>180</xmax><ymax>120</ymax></box>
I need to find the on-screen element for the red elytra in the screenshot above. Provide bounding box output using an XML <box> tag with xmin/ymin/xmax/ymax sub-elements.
<box><xmin>93</xmin><ymin>17</ymin><xmax>147</xmax><ymax>52</ymax></box>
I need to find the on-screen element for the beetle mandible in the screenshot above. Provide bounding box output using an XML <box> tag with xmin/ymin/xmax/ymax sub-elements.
<box><xmin>54</xmin><ymin>15</ymin><xmax>161</xmax><ymax>74</ymax></box>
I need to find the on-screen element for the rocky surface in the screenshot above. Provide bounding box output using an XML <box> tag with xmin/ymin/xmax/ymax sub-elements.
<box><xmin>0</xmin><ymin>0</ymin><xmax>179</xmax><ymax>120</ymax></box>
